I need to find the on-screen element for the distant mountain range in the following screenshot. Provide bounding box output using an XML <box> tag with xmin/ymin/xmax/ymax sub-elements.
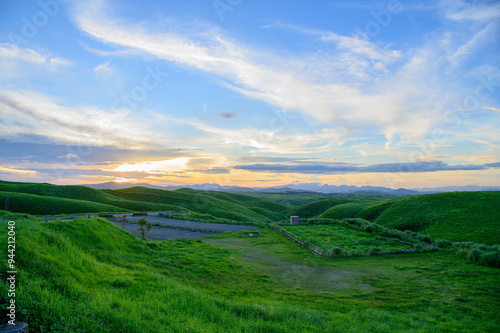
<box><xmin>84</xmin><ymin>181</ymin><xmax>500</xmax><ymax>195</ymax></box>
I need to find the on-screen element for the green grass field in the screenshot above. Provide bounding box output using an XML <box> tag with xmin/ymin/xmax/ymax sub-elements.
<box><xmin>280</xmin><ymin>224</ymin><xmax>415</xmax><ymax>254</ymax></box>
<box><xmin>1</xmin><ymin>215</ymin><xmax>499</xmax><ymax>332</ymax></box>
<box><xmin>0</xmin><ymin>181</ymin><xmax>499</xmax><ymax>331</ymax></box>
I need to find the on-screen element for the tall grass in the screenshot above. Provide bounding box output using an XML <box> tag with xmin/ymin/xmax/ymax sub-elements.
<box><xmin>1</xmin><ymin>216</ymin><xmax>499</xmax><ymax>332</ymax></box>
<box><xmin>0</xmin><ymin>218</ymin><xmax>334</xmax><ymax>332</ymax></box>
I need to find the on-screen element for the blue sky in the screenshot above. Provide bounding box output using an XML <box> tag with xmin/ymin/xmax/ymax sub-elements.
<box><xmin>0</xmin><ymin>0</ymin><xmax>499</xmax><ymax>188</ymax></box>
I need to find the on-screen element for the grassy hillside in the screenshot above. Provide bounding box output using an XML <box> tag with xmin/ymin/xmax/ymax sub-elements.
<box><xmin>0</xmin><ymin>181</ymin><xmax>184</xmax><ymax>213</ymax></box>
<box><xmin>320</xmin><ymin>201</ymin><xmax>384</xmax><ymax>219</ymax></box>
<box><xmin>198</xmin><ymin>190</ymin><xmax>288</xmax><ymax>216</ymax></box>
<box><xmin>0</xmin><ymin>180</ymin><xmax>285</xmax><ymax>221</ymax></box>
<box><xmin>1</xmin><ymin>216</ymin><xmax>499</xmax><ymax>332</ymax></box>
<box><xmin>0</xmin><ymin>190</ymin><xmax>124</xmax><ymax>215</ymax></box>
<box><xmin>285</xmin><ymin>199</ymin><xmax>354</xmax><ymax>218</ymax></box>
<box><xmin>321</xmin><ymin>192</ymin><xmax>500</xmax><ymax>244</ymax></box>
<box><xmin>373</xmin><ymin>191</ymin><xmax>500</xmax><ymax>245</ymax></box>
<box><xmin>107</xmin><ymin>187</ymin><xmax>279</xmax><ymax>221</ymax></box>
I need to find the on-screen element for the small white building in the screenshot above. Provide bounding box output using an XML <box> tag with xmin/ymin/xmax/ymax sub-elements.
<box><xmin>290</xmin><ymin>216</ymin><xmax>299</xmax><ymax>225</ymax></box>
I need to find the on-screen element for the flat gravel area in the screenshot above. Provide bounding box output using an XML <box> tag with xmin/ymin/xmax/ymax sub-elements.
<box><xmin>112</xmin><ymin>221</ymin><xmax>217</xmax><ymax>240</ymax></box>
<box><xmin>112</xmin><ymin>214</ymin><xmax>257</xmax><ymax>240</ymax></box>
<box><xmin>122</xmin><ymin>215</ymin><xmax>258</xmax><ymax>233</ymax></box>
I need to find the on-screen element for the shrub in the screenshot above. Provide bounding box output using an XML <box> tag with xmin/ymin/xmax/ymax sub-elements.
<box><xmin>435</xmin><ymin>239</ymin><xmax>453</xmax><ymax>249</ymax></box>
<box><xmin>404</xmin><ymin>230</ymin><xmax>417</xmax><ymax>236</ymax></box>
<box><xmin>331</xmin><ymin>247</ymin><xmax>344</xmax><ymax>256</ymax></box>
<box><xmin>455</xmin><ymin>247</ymin><xmax>468</xmax><ymax>259</ymax></box>
<box><xmin>137</xmin><ymin>218</ymin><xmax>152</xmax><ymax>240</ymax></box>
<box><xmin>466</xmin><ymin>248</ymin><xmax>483</xmax><ymax>262</ymax></box>
<box><xmin>98</xmin><ymin>214</ymin><xmax>115</xmax><ymax>218</ymax></box>
<box><xmin>474</xmin><ymin>244</ymin><xmax>490</xmax><ymax>252</ymax></box>
<box><xmin>116</xmin><ymin>215</ymin><xmax>128</xmax><ymax>229</ymax></box>
<box><xmin>417</xmin><ymin>234</ymin><xmax>431</xmax><ymax>244</ymax></box>
<box><xmin>364</xmin><ymin>225</ymin><xmax>374</xmax><ymax>233</ymax></box>
<box><xmin>479</xmin><ymin>251</ymin><xmax>500</xmax><ymax>268</ymax></box>
<box><xmin>426</xmin><ymin>245</ymin><xmax>439</xmax><ymax>252</ymax></box>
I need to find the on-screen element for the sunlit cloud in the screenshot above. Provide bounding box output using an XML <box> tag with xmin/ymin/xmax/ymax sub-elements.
<box><xmin>185</xmin><ymin>119</ymin><xmax>351</xmax><ymax>154</ymax></box>
<box><xmin>114</xmin><ymin>158</ymin><xmax>190</xmax><ymax>174</ymax></box>
<box><xmin>114</xmin><ymin>177</ymin><xmax>138</xmax><ymax>183</ymax></box>
<box><xmin>0</xmin><ymin>166</ymin><xmax>38</xmax><ymax>175</ymax></box>
<box><xmin>0</xmin><ymin>89</ymin><xmax>170</xmax><ymax>149</ymax></box>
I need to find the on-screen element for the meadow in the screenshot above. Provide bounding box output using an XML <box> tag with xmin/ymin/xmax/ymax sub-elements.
<box><xmin>1</xmin><ymin>215</ymin><xmax>499</xmax><ymax>332</ymax></box>
<box><xmin>0</xmin><ymin>181</ymin><xmax>499</xmax><ymax>332</ymax></box>
<box><xmin>279</xmin><ymin>224</ymin><xmax>416</xmax><ymax>255</ymax></box>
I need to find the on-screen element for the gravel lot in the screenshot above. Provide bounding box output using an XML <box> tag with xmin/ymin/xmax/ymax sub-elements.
<box><xmin>112</xmin><ymin>214</ymin><xmax>257</xmax><ymax>240</ymax></box>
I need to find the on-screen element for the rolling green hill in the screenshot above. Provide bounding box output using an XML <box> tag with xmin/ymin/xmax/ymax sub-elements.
<box><xmin>321</xmin><ymin>192</ymin><xmax>500</xmax><ymax>244</ymax></box>
<box><xmin>285</xmin><ymin>198</ymin><xmax>354</xmax><ymax>218</ymax></box>
<box><xmin>0</xmin><ymin>190</ymin><xmax>124</xmax><ymax>215</ymax></box>
<box><xmin>0</xmin><ymin>180</ymin><xmax>285</xmax><ymax>221</ymax></box>
<box><xmin>2</xmin><ymin>180</ymin><xmax>498</xmax><ymax>244</ymax></box>
<box><xmin>106</xmin><ymin>187</ymin><xmax>282</xmax><ymax>221</ymax></box>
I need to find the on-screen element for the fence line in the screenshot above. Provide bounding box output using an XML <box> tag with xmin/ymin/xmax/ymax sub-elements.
<box><xmin>270</xmin><ymin>223</ymin><xmax>423</xmax><ymax>258</ymax></box>
<box><xmin>270</xmin><ymin>224</ymin><xmax>323</xmax><ymax>256</ymax></box>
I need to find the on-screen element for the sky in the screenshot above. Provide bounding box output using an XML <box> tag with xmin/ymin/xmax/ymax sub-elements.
<box><xmin>0</xmin><ymin>0</ymin><xmax>499</xmax><ymax>189</ymax></box>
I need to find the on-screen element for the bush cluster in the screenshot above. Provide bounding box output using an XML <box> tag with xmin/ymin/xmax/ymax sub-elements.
<box><xmin>451</xmin><ymin>242</ymin><xmax>500</xmax><ymax>268</ymax></box>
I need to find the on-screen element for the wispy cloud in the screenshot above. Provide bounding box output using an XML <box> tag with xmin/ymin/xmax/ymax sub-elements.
<box><xmin>0</xmin><ymin>90</ymin><xmax>169</xmax><ymax>149</ymax></box>
<box><xmin>235</xmin><ymin>160</ymin><xmax>500</xmax><ymax>175</ymax></box>
<box><xmin>69</xmin><ymin>0</ymin><xmax>499</xmax><ymax>151</ymax></box>
<box><xmin>183</xmin><ymin>118</ymin><xmax>350</xmax><ymax>154</ymax></box>
<box><xmin>0</xmin><ymin>43</ymin><xmax>72</xmax><ymax>67</ymax></box>
<box><xmin>94</xmin><ymin>61</ymin><xmax>113</xmax><ymax>76</ymax></box>
<box><xmin>442</xmin><ymin>0</ymin><xmax>500</xmax><ymax>22</ymax></box>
